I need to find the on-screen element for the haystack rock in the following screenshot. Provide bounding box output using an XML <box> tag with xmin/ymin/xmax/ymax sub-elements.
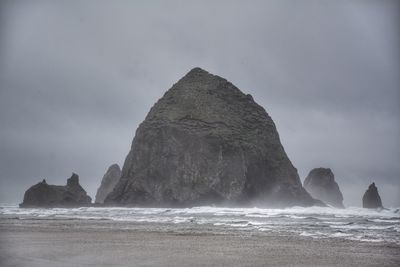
<box><xmin>362</xmin><ymin>182</ymin><xmax>383</xmax><ymax>208</ymax></box>
<box><xmin>105</xmin><ymin>67</ymin><xmax>320</xmax><ymax>207</ymax></box>
<box><xmin>303</xmin><ymin>168</ymin><xmax>344</xmax><ymax>208</ymax></box>
<box><xmin>20</xmin><ymin>173</ymin><xmax>92</xmax><ymax>207</ymax></box>
<box><xmin>95</xmin><ymin>164</ymin><xmax>121</xmax><ymax>204</ymax></box>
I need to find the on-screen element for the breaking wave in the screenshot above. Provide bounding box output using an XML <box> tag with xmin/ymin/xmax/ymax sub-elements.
<box><xmin>1</xmin><ymin>205</ymin><xmax>399</xmax><ymax>244</ymax></box>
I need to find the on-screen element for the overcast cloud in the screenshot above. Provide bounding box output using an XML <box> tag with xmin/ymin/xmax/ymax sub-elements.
<box><xmin>0</xmin><ymin>0</ymin><xmax>399</xmax><ymax>206</ymax></box>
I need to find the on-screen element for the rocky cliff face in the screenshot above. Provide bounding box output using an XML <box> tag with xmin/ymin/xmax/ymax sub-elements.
<box><xmin>105</xmin><ymin>67</ymin><xmax>319</xmax><ymax>207</ymax></box>
<box><xmin>20</xmin><ymin>173</ymin><xmax>92</xmax><ymax>207</ymax></box>
<box><xmin>303</xmin><ymin>168</ymin><xmax>344</xmax><ymax>208</ymax></box>
<box><xmin>362</xmin><ymin>182</ymin><xmax>383</xmax><ymax>208</ymax></box>
<box><xmin>95</xmin><ymin>164</ymin><xmax>121</xmax><ymax>203</ymax></box>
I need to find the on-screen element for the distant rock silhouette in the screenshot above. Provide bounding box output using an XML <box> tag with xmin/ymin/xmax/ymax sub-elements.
<box><xmin>95</xmin><ymin>164</ymin><xmax>121</xmax><ymax>204</ymax></box>
<box><xmin>303</xmin><ymin>168</ymin><xmax>344</xmax><ymax>208</ymax></box>
<box><xmin>20</xmin><ymin>173</ymin><xmax>92</xmax><ymax>207</ymax></box>
<box><xmin>105</xmin><ymin>67</ymin><xmax>320</xmax><ymax>207</ymax></box>
<box><xmin>362</xmin><ymin>182</ymin><xmax>383</xmax><ymax>208</ymax></box>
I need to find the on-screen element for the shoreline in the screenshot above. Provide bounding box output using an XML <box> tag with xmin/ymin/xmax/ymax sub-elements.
<box><xmin>1</xmin><ymin>218</ymin><xmax>399</xmax><ymax>267</ymax></box>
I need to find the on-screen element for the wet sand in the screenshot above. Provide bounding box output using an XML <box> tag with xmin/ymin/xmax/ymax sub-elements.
<box><xmin>0</xmin><ymin>218</ymin><xmax>399</xmax><ymax>267</ymax></box>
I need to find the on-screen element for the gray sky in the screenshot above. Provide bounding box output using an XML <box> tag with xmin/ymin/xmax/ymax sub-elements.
<box><xmin>1</xmin><ymin>0</ymin><xmax>399</xmax><ymax>207</ymax></box>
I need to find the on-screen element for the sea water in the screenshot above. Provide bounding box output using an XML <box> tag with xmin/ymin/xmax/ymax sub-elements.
<box><xmin>1</xmin><ymin>205</ymin><xmax>399</xmax><ymax>244</ymax></box>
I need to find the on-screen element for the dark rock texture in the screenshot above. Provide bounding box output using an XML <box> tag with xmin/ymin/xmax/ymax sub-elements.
<box><xmin>362</xmin><ymin>182</ymin><xmax>383</xmax><ymax>208</ymax></box>
<box><xmin>20</xmin><ymin>173</ymin><xmax>92</xmax><ymax>207</ymax></box>
<box><xmin>303</xmin><ymin>168</ymin><xmax>344</xmax><ymax>208</ymax></box>
<box><xmin>105</xmin><ymin>67</ymin><xmax>319</xmax><ymax>207</ymax></box>
<box><xmin>95</xmin><ymin>164</ymin><xmax>122</xmax><ymax>203</ymax></box>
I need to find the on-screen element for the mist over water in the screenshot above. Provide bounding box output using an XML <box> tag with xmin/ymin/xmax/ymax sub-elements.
<box><xmin>2</xmin><ymin>205</ymin><xmax>399</xmax><ymax>245</ymax></box>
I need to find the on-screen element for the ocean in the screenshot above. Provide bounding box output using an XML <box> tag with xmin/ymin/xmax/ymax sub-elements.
<box><xmin>1</xmin><ymin>205</ymin><xmax>399</xmax><ymax>245</ymax></box>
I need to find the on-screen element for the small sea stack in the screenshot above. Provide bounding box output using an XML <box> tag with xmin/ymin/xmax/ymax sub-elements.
<box><xmin>20</xmin><ymin>173</ymin><xmax>92</xmax><ymax>208</ymax></box>
<box><xmin>362</xmin><ymin>182</ymin><xmax>383</xmax><ymax>209</ymax></box>
<box><xmin>95</xmin><ymin>164</ymin><xmax>121</xmax><ymax>204</ymax></box>
<box><xmin>303</xmin><ymin>168</ymin><xmax>344</xmax><ymax>208</ymax></box>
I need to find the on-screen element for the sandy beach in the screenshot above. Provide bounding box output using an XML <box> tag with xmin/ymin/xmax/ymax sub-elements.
<box><xmin>0</xmin><ymin>217</ymin><xmax>399</xmax><ymax>267</ymax></box>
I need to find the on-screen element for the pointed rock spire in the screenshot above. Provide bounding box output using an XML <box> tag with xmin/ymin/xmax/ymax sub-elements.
<box><xmin>362</xmin><ymin>182</ymin><xmax>383</xmax><ymax>208</ymax></box>
<box><xmin>95</xmin><ymin>164</ymin><xmax>121</xmax><ymax>204</ymax></box>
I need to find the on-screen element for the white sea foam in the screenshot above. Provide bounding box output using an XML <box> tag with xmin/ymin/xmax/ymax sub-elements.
<box><xmin>1</xmin><ymin>205</ymin><xmax>399</xmax><ymax>244</ymax></box>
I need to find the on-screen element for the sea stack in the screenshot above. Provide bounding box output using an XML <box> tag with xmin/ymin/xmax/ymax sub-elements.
<box><xmin>95</xmin><ymin>164</ymin><xmax>121</xmax><ymax>204</ymax></box>
<box><xmin>303</xmin><ymin>168</ymin><xmax>344</xmax><ymax>208</ymax></box>
<box><xmin>105</xmin><ymin>67</ymin><xmax>319</xmax><ymax>207</ymax></box>
<box><xmin>362</xmin><ymin>182</ymin><xmax>383</xmax><ymax>209</ymax></box>
<box><xmin>20</xmin><ymin>173</ymin><xmax>92</xmax><ymax>207</ymax></box>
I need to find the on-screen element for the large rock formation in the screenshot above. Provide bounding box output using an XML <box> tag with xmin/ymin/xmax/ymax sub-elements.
<box><xmin>105</xmin><ymin>67</ymin><xmax>320</xmax><ymax>207</ymax></box>
<box><xmin>20</xmin><ymin>173</ymin><xmax>92</xmax><ymax>207</ymax></box>
<box><xmin>303</xmin><ymin>168</ymin><xmax>344</xmax><ymax>208</ymax></box>
<box><xmin>95</xmin><ymin>164</ymin><xmax>121</xmax><ymax>203</ymax></box>
<box><xmin>362</xmin><ymin>182</ymin><xmax>383</xmax><ymax>208</ymax></box>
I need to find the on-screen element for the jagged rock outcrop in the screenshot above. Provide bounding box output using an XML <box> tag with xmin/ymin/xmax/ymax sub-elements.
<box><xmin>20</xmin><ymin>173</ymin><xmax>92</xmax><ymax>207</ymax></box>
<box><xmin>95</xmin><ymin>164</ymin><xmax>121</xmax><ymax>203</ymax></box>
<box><xmin>105</xmin><ymin>67</ymin><xmax>320</xmax><ymax>207</ymax></box>
<box><xmin>303</xmin><ymin>168</ymin><xmax>344</xmax><ymax>208</ymax></box>
<box><xmin>362</xmin><ymin>182</ymin><xmax>383</xmax><ymax>208</ymax></box>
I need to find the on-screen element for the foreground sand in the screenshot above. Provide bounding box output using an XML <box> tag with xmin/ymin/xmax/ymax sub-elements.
<box><xmin>0</xmin><ymin>218</ymin><xmax>399</xmax><ymax>267</ymax></box>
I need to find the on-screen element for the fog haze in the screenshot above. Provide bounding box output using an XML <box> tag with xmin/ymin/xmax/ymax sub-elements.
<box><xmin>0</xmin><ymin>0</ymin><xmax>399</xmax><ymax>206</ymax></box>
